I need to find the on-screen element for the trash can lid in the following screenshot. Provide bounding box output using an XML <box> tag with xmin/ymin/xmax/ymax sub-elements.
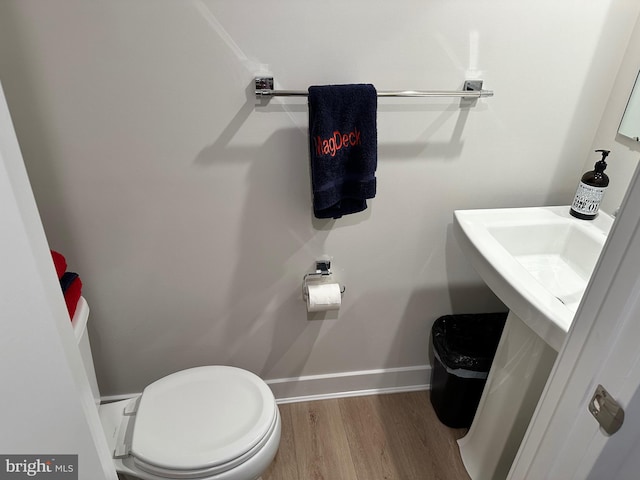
<box><xmin>432</xmin><ymin>313</ymin><xmax>507</xmax><ymax>372</ymax></box>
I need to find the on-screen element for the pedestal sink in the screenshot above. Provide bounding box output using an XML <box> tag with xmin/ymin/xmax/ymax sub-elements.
<box><xmin>452</xmin><ymin>206</ymin><xmax>613</xmax><ymax>480</ymax></box>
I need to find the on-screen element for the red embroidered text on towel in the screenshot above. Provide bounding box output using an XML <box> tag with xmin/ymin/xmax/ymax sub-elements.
<box><xmin>313</xmin><ymin>128</ymin><xmax>362</xmax><ymax>157</ymax></box>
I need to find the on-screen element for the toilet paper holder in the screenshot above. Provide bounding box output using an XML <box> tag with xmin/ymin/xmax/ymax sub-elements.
<box><xmin>302</xmin><ymin>260</ymin><xmax>346</xmax><ymax>300</ymax></box>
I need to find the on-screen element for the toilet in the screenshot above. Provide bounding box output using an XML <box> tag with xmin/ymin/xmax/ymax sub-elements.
<box><xmin>72</xmin><ymin>297</ymin><xmax>281</xmax><ymax>480</ymax></box>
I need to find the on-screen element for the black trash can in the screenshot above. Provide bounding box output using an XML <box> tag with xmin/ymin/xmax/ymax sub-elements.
<box><xmin>430</xmin><ymin>312</ymin><xmax>507</xmax><ymax>428</ymax></box>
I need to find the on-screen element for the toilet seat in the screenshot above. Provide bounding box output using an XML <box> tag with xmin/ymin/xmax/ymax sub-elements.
<box><xmin>119</xmin><ymin>366</ymin><xmax>278</xmax><ymax>479</ymax></box>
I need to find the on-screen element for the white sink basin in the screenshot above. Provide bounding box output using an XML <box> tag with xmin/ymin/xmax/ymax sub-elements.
<box><xmin>453</xmin><ymin>206</ymin><xmax>613</xmax><ymax>351</ymax></box>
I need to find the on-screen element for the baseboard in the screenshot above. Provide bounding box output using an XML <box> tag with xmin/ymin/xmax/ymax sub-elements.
<box><xmin>100</xmin><ymin>365</ymin><xmax>431</xmax><ymax>405</ymax></box>
<box><xmin>266</xmin><ymin>365</ymin><xmax>431</xmax><ymax>404</ymax></box>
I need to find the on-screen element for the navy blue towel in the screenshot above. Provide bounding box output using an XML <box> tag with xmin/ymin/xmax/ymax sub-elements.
<box><xmin>60</xmin><ymin>272</ymin><xmax>79</xmax><ymax>293</ymax></box>
<box><xmin>308</xmin><ymin>84</ymin><xmax>377</xmax><ymax>219</ymax></box>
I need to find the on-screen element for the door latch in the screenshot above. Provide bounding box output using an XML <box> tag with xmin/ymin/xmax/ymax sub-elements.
<box><xmin>588</xmin><ymin>384</ymin><xmax>624</xmax><ymax>435</ymax></box>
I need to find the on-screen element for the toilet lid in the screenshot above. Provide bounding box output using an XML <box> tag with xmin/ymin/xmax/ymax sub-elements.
<box><xmin>130</xmin><ymin>366</ymin><xmax>276</xmax><ymax>472</ymax></box>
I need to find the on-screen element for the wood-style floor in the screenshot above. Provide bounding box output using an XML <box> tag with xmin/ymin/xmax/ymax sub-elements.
<box><xmin>263</xmin><ymin>391</ymin><xmax>470</xmax><ymax>480</ymax></box>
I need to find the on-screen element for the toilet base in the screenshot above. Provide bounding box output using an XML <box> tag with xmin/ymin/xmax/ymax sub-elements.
<box><xmin>118</xmin><ymin>475</ymin><xmax>264</xmax><ymax>480</ymax></box>
<box><xmin>118</xmin><ymin>476</ymin><xmax>266</xmax><ymax>480</ymax></box>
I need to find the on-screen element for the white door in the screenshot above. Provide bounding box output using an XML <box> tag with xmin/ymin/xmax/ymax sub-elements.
<box><xmin>0</xmin><ymin>83</ymin><xmax>117</xmax><ymax>479</ymax></box>
<box><xmin>509</xmin><ymin>160</ymin><xmax>640</xmax><ymax>479</ymax></box>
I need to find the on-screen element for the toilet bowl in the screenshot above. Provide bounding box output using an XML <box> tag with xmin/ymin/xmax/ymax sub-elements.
<box><xmin>72</xmin><ymin>298</ymin><xmax>281</xmax><ymax>480</ymax></box>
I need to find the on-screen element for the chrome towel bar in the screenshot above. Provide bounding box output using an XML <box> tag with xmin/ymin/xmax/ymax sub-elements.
<box><xmin>255</xmin><ymin>77</ymin><xmax>494</xmax><ymax>99</ymax></box>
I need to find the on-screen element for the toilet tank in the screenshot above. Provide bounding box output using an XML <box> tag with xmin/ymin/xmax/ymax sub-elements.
<box><xmin>71</xmin><ymin>297</ymin><xmax>101</xmax><ymax>406</ymax></box>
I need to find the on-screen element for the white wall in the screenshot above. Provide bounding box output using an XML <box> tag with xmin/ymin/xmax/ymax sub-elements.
<box><xmin>0</xmin><ymin>0</ymin><xmax>638</xmax><ymax>397</ymax></box>
<box><xmin>585</xmin><ymin>12</ymin><xmax>640</xmax><ymax>214</ymax></box>
<box><xmin>0</xmin><ymin>84</ymin><xmax>116</xmax><ymax>478</ymax></box>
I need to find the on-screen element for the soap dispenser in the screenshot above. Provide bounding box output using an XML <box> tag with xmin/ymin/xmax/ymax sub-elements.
<box><xmin>570</xmin><ymin>149</ymin><xmax>610</xmax><ymax>220</ymax></box>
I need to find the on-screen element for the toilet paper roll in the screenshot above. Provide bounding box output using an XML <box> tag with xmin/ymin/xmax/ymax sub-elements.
<box><xmin>306</xmin><ymin>283</ymin><xmax>341</xmax><ymax>312</ymax></box>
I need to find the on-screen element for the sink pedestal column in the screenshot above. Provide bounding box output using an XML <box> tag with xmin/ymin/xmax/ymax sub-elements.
<box><xmin>457</xmin><ymin>311</ymin><xmax>557</xmax><ymax>480</ymax></box>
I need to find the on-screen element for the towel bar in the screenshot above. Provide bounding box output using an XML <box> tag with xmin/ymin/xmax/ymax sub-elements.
<box><xmin>255</xmin><ymin>77</ymin><xmax>493</xmax><ymax>99</ymax></box>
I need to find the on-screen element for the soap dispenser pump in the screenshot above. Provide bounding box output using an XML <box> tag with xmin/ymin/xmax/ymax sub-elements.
<box><xmin>570</xmin><ymin>149</ymin><xmax>610</xmax><ymax>220</ymax></box>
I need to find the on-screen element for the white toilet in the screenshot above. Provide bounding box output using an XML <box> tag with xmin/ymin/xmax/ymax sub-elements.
<box><xmin>72</xmin><ymin>297</ymin><xmax>281</xmax><ymax>480</ymax></box>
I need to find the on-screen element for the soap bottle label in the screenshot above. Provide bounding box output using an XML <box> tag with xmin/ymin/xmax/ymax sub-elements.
<box><xmin>571</xmin><ymin>182</ymin><xmax>605</xmax><ymax>215</ymax></box>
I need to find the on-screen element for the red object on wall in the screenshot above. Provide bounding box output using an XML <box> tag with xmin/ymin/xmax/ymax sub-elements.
<box><xmin>53</xmin><ymin>250</ymin><xmax>83</xmax><ymax>320</ymax></box>
<box><xmin>50</xmin><ymin>250</ymin><xmax>67</xmax><ymax>279</ymax></box>
<box><xmin>63</xmin><ymin>275</ymin><xmax>83</xmax><ymax>319</ymax></box>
